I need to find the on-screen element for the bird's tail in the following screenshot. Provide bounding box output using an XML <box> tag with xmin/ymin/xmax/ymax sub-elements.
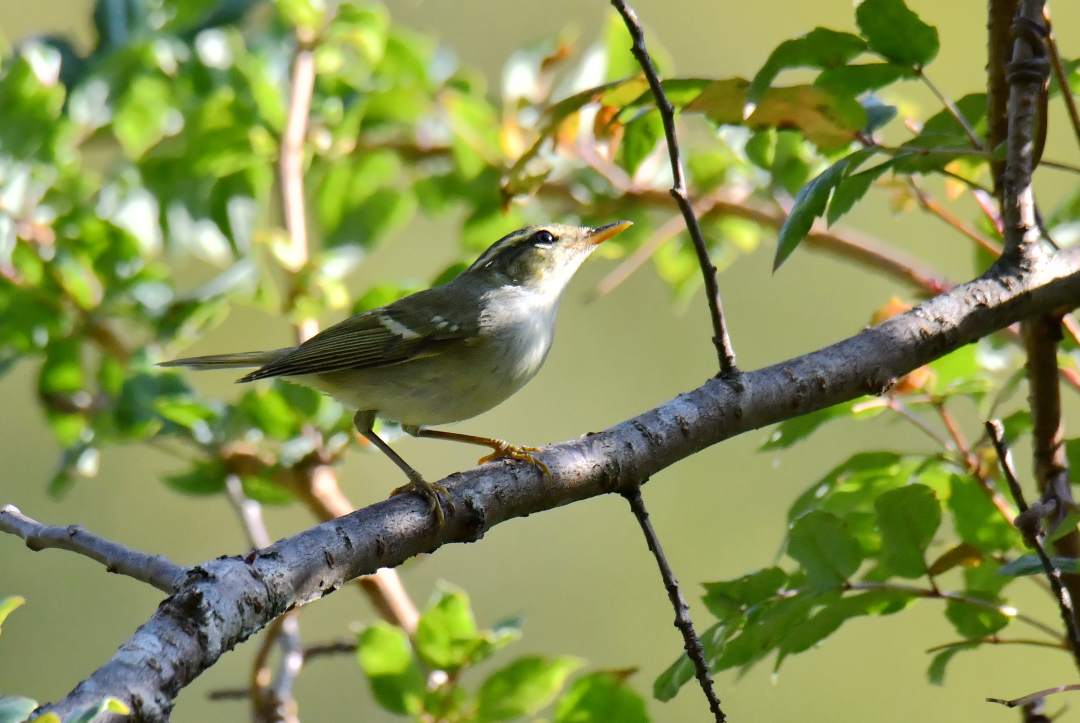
<box><xmin>158</xmin><ymin>349</ymin><xmax>291</xmax><ymax>371</ymax></box>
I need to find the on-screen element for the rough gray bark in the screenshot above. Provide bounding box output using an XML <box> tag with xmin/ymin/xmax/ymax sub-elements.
<box><xmin>0</xmin><ymin>505</ymin><xmax>184</xmax><ymax>593</ymax></box>
<box><xmin>28</xmin><ymin>249</ymin><xmax>1080</xmax><ymax>721</ymax></box>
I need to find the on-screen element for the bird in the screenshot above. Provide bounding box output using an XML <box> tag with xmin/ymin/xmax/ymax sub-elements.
<box><xmin>161</xmin><ymin>220</ymin><xmax>633</xmax><ymax>525</ymax></box>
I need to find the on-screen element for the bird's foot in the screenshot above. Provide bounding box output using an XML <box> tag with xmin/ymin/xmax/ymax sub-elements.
<box><xmin>391</xmin><ymin>476</ymin><xmax>452</xmax><ymax>527</ymax></box>
<box><xmin>478</xmin><ymin>441</ymin><xmax>551</xmax><ymax>480</ymax></box>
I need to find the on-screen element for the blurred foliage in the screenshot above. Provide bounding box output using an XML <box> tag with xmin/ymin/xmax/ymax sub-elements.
<box><xmin>1</xmin><ymin>0</ymin><xmax>1079</xmax><ymax>719</ymax></box>
<box><xmin>356</xmin><ymin>588</ymin><xmax>646</xmax><ymax>722</ymax></box>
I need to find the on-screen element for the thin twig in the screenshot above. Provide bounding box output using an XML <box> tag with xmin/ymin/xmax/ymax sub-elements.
<box><xmin>885</xmin><ymin>398</ymin><xmax>952</xmax><ymax>449</ymax></box>
<box><xmin>916</xmin><ymin>70</ymin><xmax>985</xmax><ymax>148</ymax></box>
<box><xmin>0</xmin><ymin>504</ymin><xmax>184</xmax><ymax>593</ymax></box>
<box><xmin>1043</xmin><ymin>8</ymin><xmax>1080</xmax><ymax>148</ymax></box>
<box><xmin>621</xmin><ymin>485</ymin><xmax>725</xmax><ymax>722</ymax></box>
<box><xmin>907</xmin><ymin>179</ymin><xmax>1003</xmax><ymax>256</ymax></box>
<box><xmin>208</xmin><ymin>640</ymin><xmax>357</xmax><ymax>702</ymax></box>
<box><xmin>925</xmin><ymin>636</ymin><xmax>1068</xmax><ymax>654</ymax></box>
<box><xmin>987</xmin><ymin>420</ymin><xmax>1080</xmax><ymax>674</ymax></box>
<box><xmin>849</xmin><ymin>581</ymin><xmax>1062</xmax><ymax>639</ymax></box>
<box><xmin>989</xmin><ymin>683</ymin><xmax>1080</xmax><ymax>709</ymax></box>
<box><xmin>610</xmin><ymin>0</ymin><xmax>738</xmax><ymax>375</ymax></box>
<box><xmin>935</xmin><ymin>404</ymin><xmax>1017</xmax><ymax>524</ymax></box>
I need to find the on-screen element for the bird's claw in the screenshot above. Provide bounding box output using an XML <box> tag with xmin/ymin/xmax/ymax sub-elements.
<box><xmin>478</xmin><ymin>442</ymin><xmax>551</xmax><ymax>480</ymax></box>
<box><xmin>391</xmin><ymin>477</ymin><xmax>452</xmax><ymax>527</ymax></box>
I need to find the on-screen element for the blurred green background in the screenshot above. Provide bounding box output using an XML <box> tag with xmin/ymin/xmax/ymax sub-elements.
<box><xmin>1</xmin><ymin>1</ymin><xmax>1079</xmax><ymax>721</ymax></box>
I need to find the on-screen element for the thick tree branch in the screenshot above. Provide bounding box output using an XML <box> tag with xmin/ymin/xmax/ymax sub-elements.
<box><xmin>1002</xmin><ymin>0</ymin><xmax>1049</xmax><ymax>260</ymax></box>
<box><xmin>989</xmin><ymin>0</ymin><xmax>1020</xmax><ymax>194</ymax></box>
<box><xmin>0</xmin><ymin>505</ymin><xmax>183</xmax><ymax>593</ymax></box>
<box><xmin>610</xmin><ymin>0</ymin><xmax>738</xmax><ymax>375</ymax></box>
<box><xmin>26</xmin><ymin>248</ymin><xmax>1080</xmax><ymax>721</ymax></box>
<box><xmin>621</xmin><ymin>485</ymin><xmax>724</xmax><ymax>722</ymax></box>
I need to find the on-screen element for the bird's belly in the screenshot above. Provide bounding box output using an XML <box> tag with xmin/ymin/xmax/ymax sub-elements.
<box><xmin>303</xmin><ymin>332</ymin><xmax>551</xmax><ymax>426</ymax></box>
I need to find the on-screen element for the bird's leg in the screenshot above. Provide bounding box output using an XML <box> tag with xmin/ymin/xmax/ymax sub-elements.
<box><xmin>355</xmin><ymin>412</ymin><xmax>449</xmax><ymax>526</ymax></box>
<box><xmin>404</xmin><ymin>426</ymin><xmax>551</xmax><ymax>479</ymax></box>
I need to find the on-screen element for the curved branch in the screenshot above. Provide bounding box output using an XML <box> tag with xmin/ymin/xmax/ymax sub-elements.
<box><xmin>0</xmin><ymin>505</ymin><xmax>184</xmax><ymax>593</ymax></box>
<box><xmin>33</xmin><ymin>250</ymin><xmax>1080</xmax><ymax>721</ymax></box>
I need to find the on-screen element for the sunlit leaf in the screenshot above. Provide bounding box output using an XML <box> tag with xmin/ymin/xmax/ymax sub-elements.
<box><xmin>478</xmin><ymin>656</ymin><xmax>582</xmax><ymax>721</ymax></box>
<box><xmin>0</xmin><ymin>596</ymin><xmax>25</xmax><ymax>636</ymax></box>
<box><xmin>415</xmin><ymin>589</ymin><xmax>481</xmax><ymax>671</ymax></box>
<box><xmin>554</xmin><ymin>672</ymin><xmax>648</xmax><ymax>723</ymax></box>
<box><xmin>356</xmin><ymin>623</ymin><xmax>425</xmax><ymax>716</ymax></box>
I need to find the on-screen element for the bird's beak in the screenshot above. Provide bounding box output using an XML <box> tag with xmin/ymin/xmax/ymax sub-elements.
<box><xmin>588</xmin><ymin>220</ymin><xmax>633</xmax><ymax>245</ymax></box>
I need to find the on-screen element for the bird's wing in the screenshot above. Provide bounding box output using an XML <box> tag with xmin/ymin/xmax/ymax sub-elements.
<box><xmin>239</xmin><ymin>285</ymin><xmax>480</xmax><ymax>381</ymax></box>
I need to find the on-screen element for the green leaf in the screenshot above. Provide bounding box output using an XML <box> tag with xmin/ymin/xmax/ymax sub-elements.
<box><xmin>1064</xmin><ymin>438</ymin><xmax>1080</xmax><ymax>477</ymax></box>
<box><xmin>895</xmin><ymin>94</ymin><xmax>988</xmax><ymax>173</ymax></box>
<box><xmin>748</xmin><ymin>28</ymin><xmax>866</xmax><ymax>103</ymax></box>
<box><xmin>113</xmin><ymin>75</ymin><xmax>174</xmax><ymax>157</ymax></box>
<box><xmin>415</xmin><ymin>589</ymin><xmax>481</xmax><ymax>671</ymax></box>
<box><xmin>826</xmin><ymin>160</ymin><xmax>891</xmax><ymax>226</ymax></box>
<box><xmin>0</xmin><ymin>596</ymin><xmax>26</xmax><ymax>636</ymax></box>
<box><xmin>927</xmin><ymin>642</ymin><xmax>978</xmax><ymax>685</ymax></box>
<box><xmin>478</xmin><ymin>656</ymin><xmax>582</xmax><ymax>721</ymax></box>
<box><xmin>712</xmin><ymin>592</ymin><xmax>817</xmax><ymax>673</ymax></box>
<box><xmin>164</xmin><ymin>460</ymin><xmax>227</xmax><ymax>496</ymax></box>
<box><xmin>787</xmin><ymin>511</ymin><xmax>863</xmax><ymax>590</ymax></box>
<box><xmin>276</xmin><ymin>0</ymin><xmax>325</xmax><ymax>33</ymax></box>
<box><xmin>875</xmin><ymin>485</ymin><xmax>940</xmax><ymax>578</ymax></box>
<box><xmin>684</xmin><ymin>79</ymin><xmax>865</xmax><ymax>150</ymax></box>
<box><xmin>761</xmin><ymin>400</ymin><xmax>862</xmax><ymax>450</ymax></box>
<box><xmin>815</xmin><ymin>63</ymin><xmax>912</xmax><ymax>97</ymax></box>
<box><xmin>776</xmin><ymin>589</ymin><xmax>911</xmax><ymax>666</ymax></box>
<box><xmin>240</xmin><ymin>474</ymin><xmax>293</xmax><ymax>505</ymax></box>
<box><xmin>774</xmin><ymin>155</ymin><xmax>853</xmax><ymax>270</ymax></box>
<box><xmin>949</xmin><ymin>475</ymin><xmax>1021</xmax><ymax>553</ymax></box>
<box><xmin>702</xmin><ymin>567</ymin><xmax>787</xmax><ymax>621</ymax></box>
<box><xmin>788</xmin><ymin>452</ymin><xmax>909</xmax><ymax>522</ymax></box>
<box><xmin>856</xmin><ymin>0</ymin><xmax>940</xmax><ymax>68</ymax></box>
<box><xmin>926</xmin><ymin>343</ymin><xmax>988</xmax><ymax>397</ymax></box>
<box><xmin>38</xmin><ymin>338</ymin><xmax>83</xmax><ymax>396</ymax></box>
<box><xmin>356</xmin><ymin>623</ymin><xmax>425</xmax><ymax>716</ymax></box>
<box><xmin>554</xmin><ymin>672</ymin><xmax>649</xmax><ymax>723</ymax></box>
<box><xmin>999</xmin><ymin>555</ymin><xmax>1080</xmax><ymax>577</ymax></box>
<box><xmin>0</xmin><ymin>696</ymin><xmax>37</xmax><ymax>723</ymax></box>
<box><xmin>617</xmin><ymin>110</ymin><xmax>663</xmax><ymax>177</ymax></box>
<box><xmin>237</xmin><ymin>386</ymin><xmax>300</xmax><ymax>439</ymax></box>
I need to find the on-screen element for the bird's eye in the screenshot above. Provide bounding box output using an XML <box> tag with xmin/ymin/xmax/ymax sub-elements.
<box><xmin>531</xmin><ymin>230</ymin><xmax>555</xmax><ymax>246</ymax></box>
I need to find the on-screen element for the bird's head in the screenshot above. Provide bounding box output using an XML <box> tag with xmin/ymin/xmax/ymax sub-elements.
<box><xmin>464</xmin><ymin>221</ymin><xmax>632</xmax><ymax>297</ymax></box>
